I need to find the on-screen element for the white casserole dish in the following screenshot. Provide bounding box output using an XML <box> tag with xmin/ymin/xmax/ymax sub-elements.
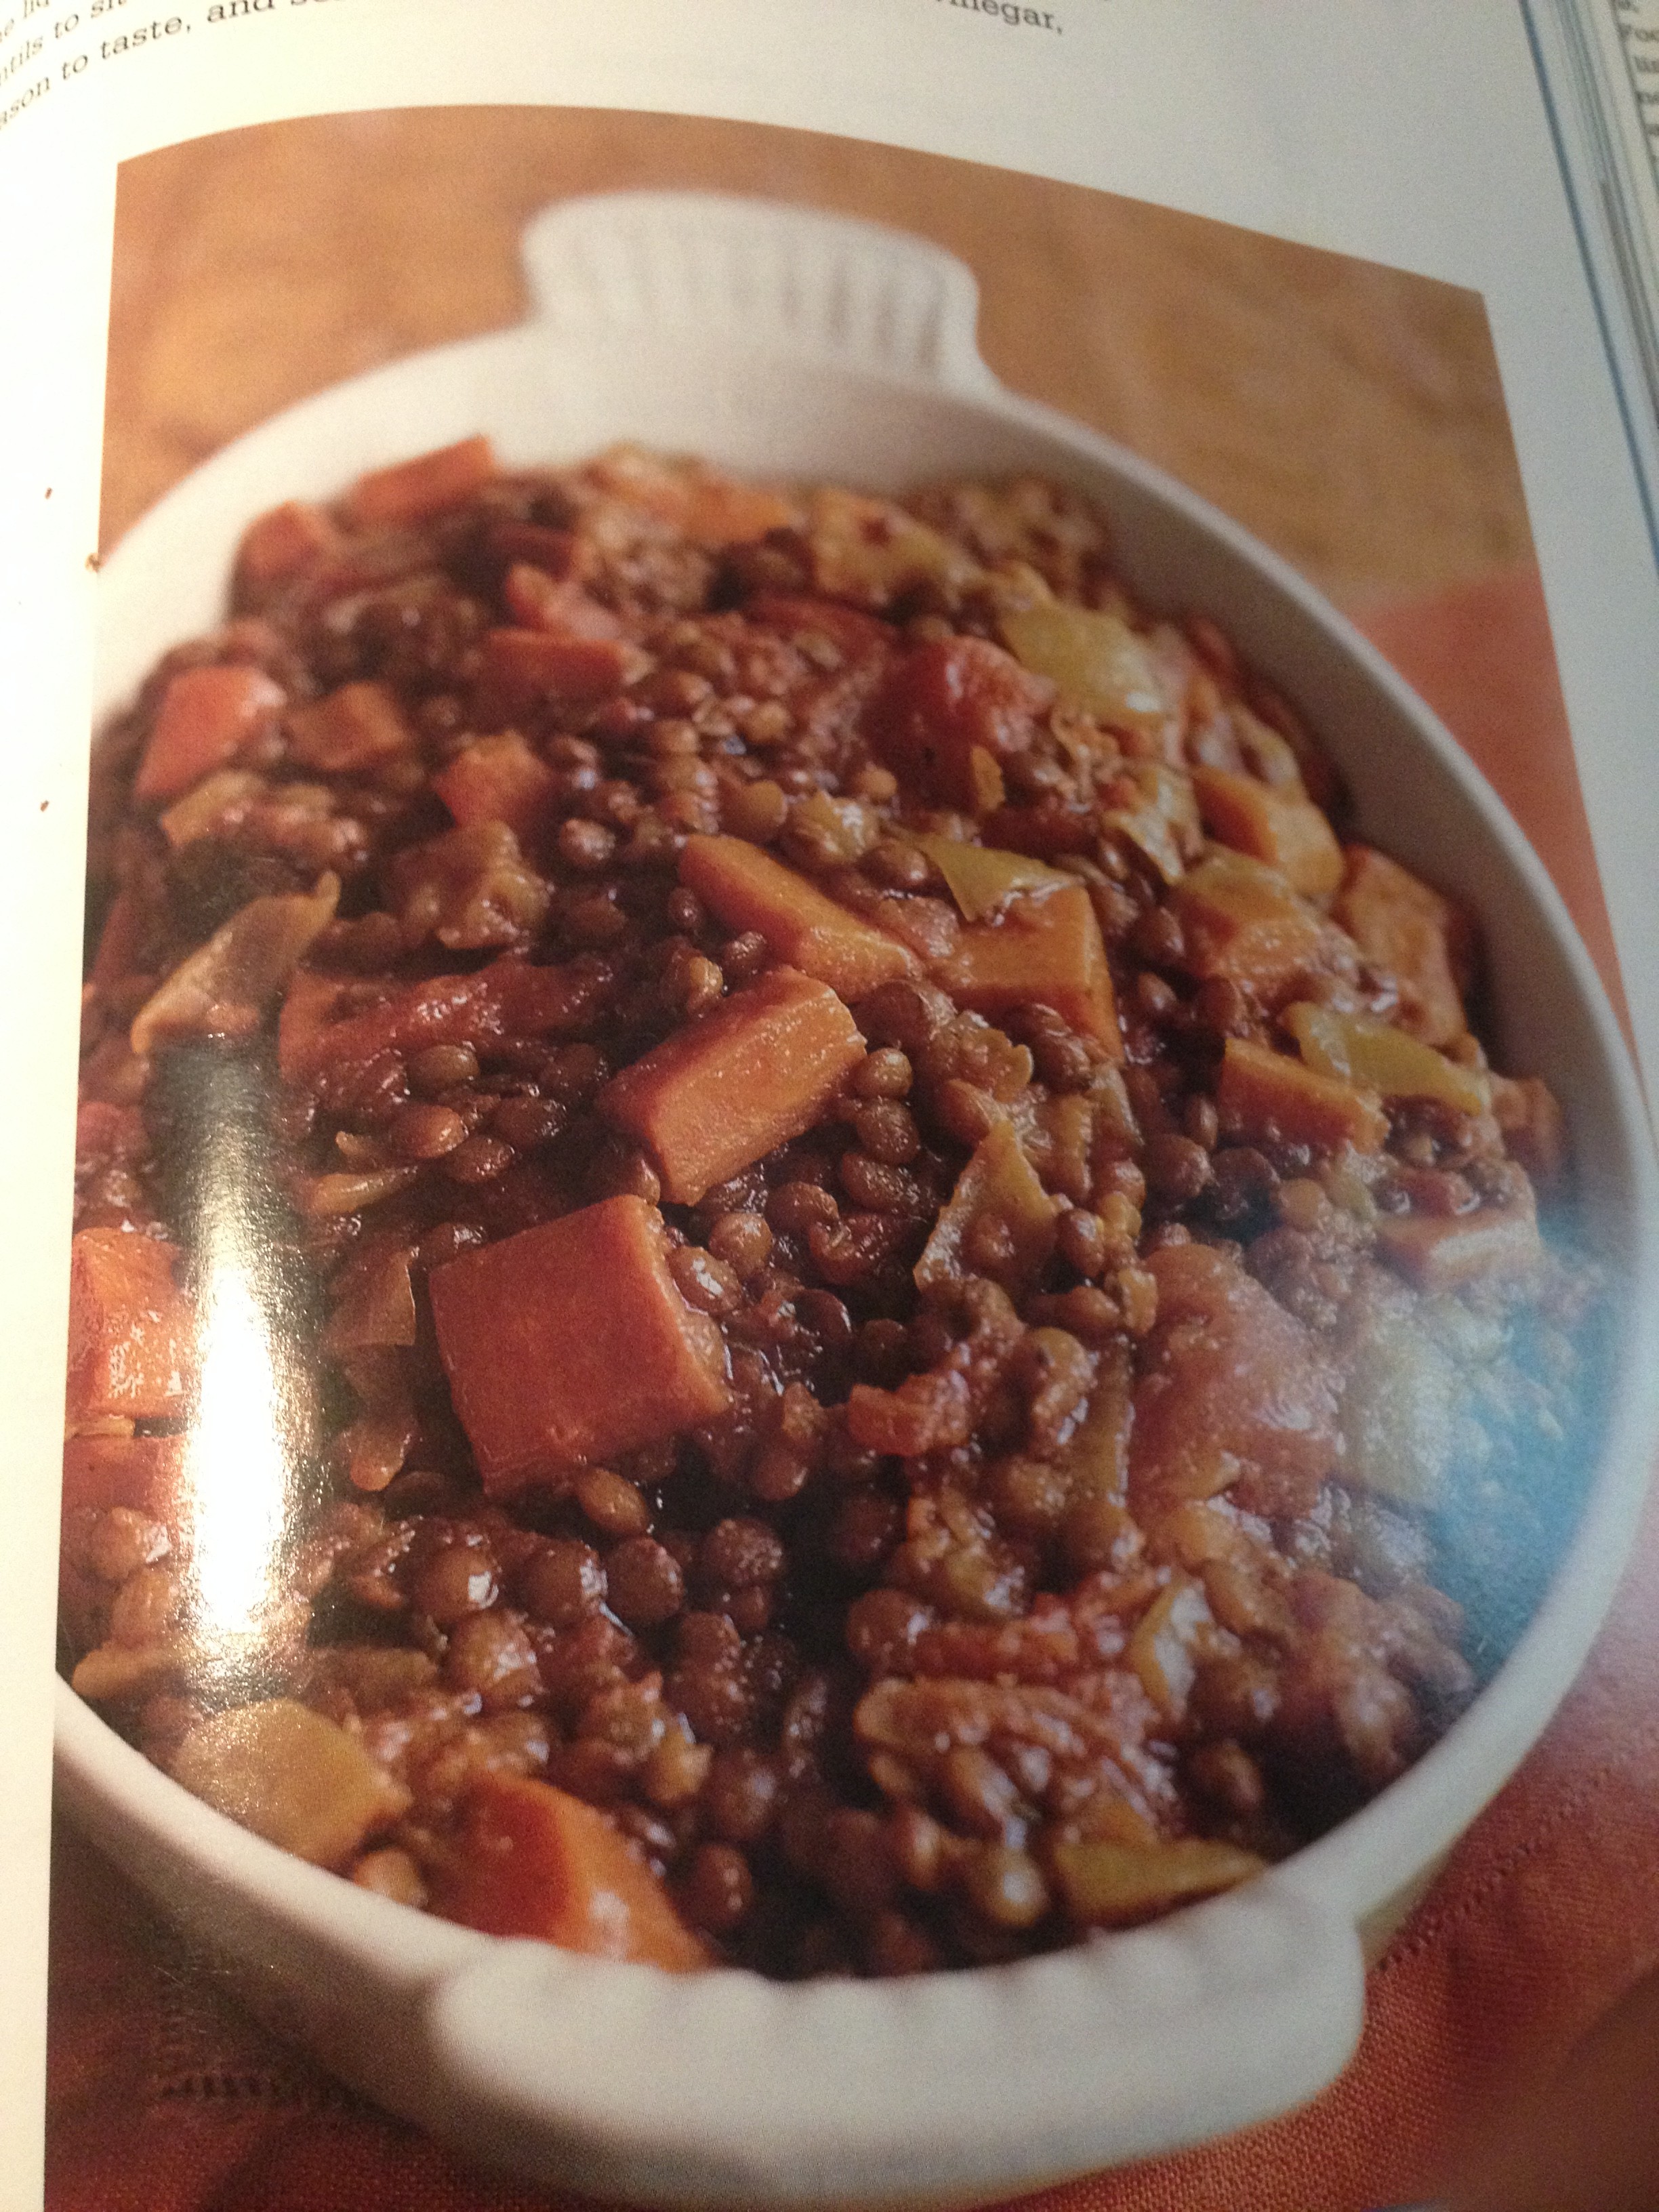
<box><xmin>59</xmin><ymin>190</ymin><xmax>1659</xmax><ymax>2207</ymax></box>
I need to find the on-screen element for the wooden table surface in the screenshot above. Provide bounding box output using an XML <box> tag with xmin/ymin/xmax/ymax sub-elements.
<box><xmin>102</xmin><ymin>106</ymin><xmax>1535</xmax><ymax>609</ymax></box>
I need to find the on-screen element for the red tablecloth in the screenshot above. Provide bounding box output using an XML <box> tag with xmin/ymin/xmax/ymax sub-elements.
<box><xmin>45</xmin><ymin>565</ymin><xmax>1657</xmax><ymax>2212</ymax></box>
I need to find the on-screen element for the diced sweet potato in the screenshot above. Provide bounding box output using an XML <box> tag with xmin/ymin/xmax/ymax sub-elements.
<box><xmin>432</xmin><ymin>1774</ymin><xmax>708</xmax><ymax>1969</ymax></box>
<box><xmin>287</xmin><ymin>680</ymin><xmax>415</xmax><ymax>773</ymax></box>
<box><xmin>935</xmin><ymin>883</ymin><xmax>1122</xmax><ymax>1055</ymax></box>
<box><xmin>277</xmin><ymin>956</ymin><xmax>607</xmax><ymax>1083</ymax></box>
<box><xmin>866</xmin><ymin>637</ymin><xmax>1054</xmax><ymax>811</ymax></box>
<box><xmin>235</xmin><ymin>501</ymin><xmax>344</xmax><ymax>590</ymax></box>
<box><xmin>428</xmin><ymin>1197</ymin><xmax>731</xmax><ymax>1486</ymax></box>
<box><xmin>1191</xmin><ymin>767</ymin><xmax>1343</xmax><ymax>899</ymax></box>
<box><xmin>342</xmin><ymin>435</ymin><xmax>497</xmax><ymax>528</ymax></box>
<box><xmin>432</xmin><ymin>733</ymin><xmax>559</xmax><ymax>851</ymax></box>
<box><xmin>1129</xmin><ymin>1240</ymin><xmax>1342</xmax><ymax>1520</ymax></box>
<box><xmin>66</xmin><ymin>1229</ymin><xmax>194</xmax><ymax>1425</ymax></box>
<box><xmin>134</xmin><ymin>665</ymin><xmax>287</xmax><ymax>804</ymax></box>
<box><xmin>501</xmin><ymin>565</ymin><xmax>626</xmax><ymax>640</ymax></box>
<box><xmin>480</xmin><ymin>628</ymin><xmax>636</xmax><ymax>709</ymax></box>
<box><xmin>1376</xmin><ymin>1203</ymin><xmax>1542</xmax><ymax>1291</ymax></box>
<box><xmin>61</xmin><ymin>1431</ymin><xmax>186</xmax><ymax>1520</ymax></box>
<box><xmin>1333</xmin><ymin>846</ymin><xmax>1472</xmax><ymax>1046</ymax></box>
<box><xmin>600</xmin><ymin>967</ymin><xmax>865</xmax><ymax>1205</ymax></box>
<box><xmin>1218</xmin><ymin>1036</ymin><xmax>1388</xmax><ymax>1155</ymax></box>
<box><xmin>678</xmin><ymin>835</ymin><xmax>916</xmax><ymax>1000</ymax></box>
<box><xmin>915</xmin><ymin>1118</ymin><xmax>1061</xmax><ymax>1296</ymax></box>
<box><xmin>1169</xmin><ymin>853</ymin><xmax>1330</xmax><ymax>1002</ymax></box>
<box><xmin>170</xmin><ymin>1700</ymin><xmax>411</xmax><ymax>1868</ymax></box>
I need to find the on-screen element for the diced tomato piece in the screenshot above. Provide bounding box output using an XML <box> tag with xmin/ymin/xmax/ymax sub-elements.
<box><xmin>432</xmin><ymin>733</ymin><xmax>559</xmax><ymax>850</ymax></box>
<box><xmin>747</xmin><ymin>596</ymin><xmax>896</xmax><ymax>665</ymax></box>
<box><xmin>287</xmin><ymin>680</ymin><xmax>414</xmax><ymax>773</ymax></box>
<box><xmin>61</xmin><ymin>1431</ymin><xmax>186</xmax><ymax>1520</ymax></box>
<box><xmin>428</xmin><ymin>1196</ymin><xmax>730</xmax><ymax>1485</ymax></box>
<box><xmin>501</xmin><ymin>566</ymin><xmax>625</xmax><ymax>641</ymax></box>
<box><xmin>934</xmin><ymin>883</ymin><xmax>1122</xmax><ymax>1054</ymax></box>
<box><xmin>432</xmin><ymin>1774</ymin><xmax>708</xmax><ymax>1968</ymax></box>
<box><xmin>600</xmin><ymin>967</ymin><xmax>866</xmax><ymax>1205</ymax></box>
<box><xmin>277</xmin><ymin>958</ymin><xmax>608</xmax><ymax>1084</ymax></box>
<box><xmin>235</xmin><ymin>501</ymin><xmax>344</xmax><ymax>590</ymax></box>
<box><xmin>1130</xmin><ymin>1241</ymin><xmax>1340</xmax><ymax>1521</ymax></box>
<box><xmin>342</xmin><ymin>435</ymin><xmax>497</xmax><ymax>528</ymax></box>
<box><xmin>66</xmin><ymin>1229</ymin><xmax>194</xmax><ymax>1424</ymax></box>
<box><xmin>866</xmin><ymin>637</ymin><xmax>1054</xmax><ymax>810</ymax></box>
<box><xmin>134</xmin><ymin>665</ymin><xmax>286</xmax><ymax>804</ymax></box>
<box><xmin>1334</xmin><ymin>846</ymin><xmax>1472</xmax><ymax>1047</ymax></box>
<box><xmin>1218</xmin><ymin>1037</ymin><xmax>1388</xmax><ymax>1154</ymax></box>
<box><xmin>678</xmin><ymin>834</ymin><xmax>916</xmax><ymax>1000</ymax></box>
<box><xmin>1191</xmin><ymin>767</ymin><xmax>1343</xmax><ymax>899</ymax></box>
<box><xmin>480</xmin><ymin>628</ymin><xmax>635</xmax><ymax>709</ymax></box>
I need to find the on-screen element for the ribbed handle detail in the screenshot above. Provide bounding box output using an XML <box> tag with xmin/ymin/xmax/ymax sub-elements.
<box><xmin>519</xmin><ymin>191</ymin><xmax>996</xmax><ymax>394</ymax></box>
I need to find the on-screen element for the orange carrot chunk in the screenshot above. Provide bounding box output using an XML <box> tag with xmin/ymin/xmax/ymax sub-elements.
<box><xmin>934</xmin><ymin>883</ymin><xmax>1122</xmax><ymax>1055</ymax></box>
<box><xmin>1218</xmin><ymin>1036</ymin><xmax>1388</xmax><ymax>1155</ymax></box>
<box><xmin>61</xmin><ymin>1431</ymin><xmax>186</xmax><ymax>1521</ymax></box>
<box><xmin>1376</xmin><ymin>1203</ymin><xmax>1542</xmax><ymax>1292</ymax></box>
<box><xmin>428</xmin><ymin>1196</ymin><xmax>731</xmax><ymax>1488</ymax></box>
<box><xmin>342</xmin><ymin>435</ymin><xmax>497</xmax><ymax>529</ymax></box>
<box><xmin>1333</xmin><ymin>846</ymin><xmax>1472</xmax><ymax>1047</ymax></box>
<box><xmin>1169</xmin><ymin>853</ymin><xmax>1330</xmax><ymax>1002</ymax></box>
<box><xmin>600</xmin><ymin>967</ymin><xmax>866</xmax><ymax>1204</ymax></box>
<box><xmin>432</xmin><ymin>1774</ymin><xmax>709</xmax><ymax>1969</ymax></box>
<box><xmin>134</xmin><ymin>664</ymin><xmax>286</xmax><ymax>804</ymax></box>
<box><xmin>234</xmin><ymin>501</ymin><xmax>344</xmax><ymax>590</ymax></box>
<box><xmin>66</xmin><ymin>1229</ymin><xmax>194</xmax><ymax>1425</ymax></box>
<box><xmin>287</xmin><ymin>680</ymin><xmax>414</xmax><ymax>773</ymax></box>
<box><xmin>678</xmin><ymin>835</ymin><xmax>917</xmax><ymax>1001</ymax></box>
<box><xmin>432</xmin><ymin>733</ymin><xmax>560</xmax><ymax>850</ymax></box>
<box><xmin>1191</xmin><ymin>767</ymin><xmax>1344</xmax><ymax>899</ymax></box>
<box><xmin>480</xmin><ymin>628</ymin><xmax>635</xmax><ymax>709</ymax></box>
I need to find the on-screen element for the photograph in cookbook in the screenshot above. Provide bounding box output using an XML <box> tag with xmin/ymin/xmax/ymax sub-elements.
<box><xmin>58</xmin><ymin>101</ymin><xmax>1638</xmax><ymax>2183</ymax></box>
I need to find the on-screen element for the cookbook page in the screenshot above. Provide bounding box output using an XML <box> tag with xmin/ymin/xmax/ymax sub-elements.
<box><xmin>8</xmin><ymin>7</ymin><xmax>1659</xmax><ymax>2211</ymax></box>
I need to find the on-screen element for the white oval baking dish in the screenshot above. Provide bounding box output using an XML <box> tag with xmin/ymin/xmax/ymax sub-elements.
<box><xmin>59</xmin><ymin>190</ymin><xmax>1659</xmax><ymax>2208</ymax></box>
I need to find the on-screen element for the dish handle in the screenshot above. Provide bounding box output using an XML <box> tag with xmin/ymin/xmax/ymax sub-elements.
<box><xmin>417</xmin><ymin>1872</ymin><xmax>1365</xmax><ymax>2205</ymax></box>
<box><xmin>518</xmin><ymin>190</ymin><xmax>1001</xmax><ymax>398</ymax></box>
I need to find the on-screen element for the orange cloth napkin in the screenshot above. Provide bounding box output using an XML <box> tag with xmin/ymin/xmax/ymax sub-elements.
<box><xmin>44</xmin><ymin>565</ymin><xmax>1658</xmax><ymax>2212</ymax></box>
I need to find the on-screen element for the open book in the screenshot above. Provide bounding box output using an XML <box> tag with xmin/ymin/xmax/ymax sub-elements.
<box><xmin>4</xmin><ymin>6</ymin><xmax>1658</xmax><ymax>2209</ymax></box>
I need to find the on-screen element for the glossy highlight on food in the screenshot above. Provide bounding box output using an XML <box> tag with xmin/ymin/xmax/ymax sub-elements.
<box><xmin>65</xmin><ymin>436</ymin><xmax>1601</xmax><ymax>1978</ymax></box>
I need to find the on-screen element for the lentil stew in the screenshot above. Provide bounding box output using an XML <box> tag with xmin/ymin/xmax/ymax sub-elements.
<box><xmin>65</xmin><ymin>436</ymin><xmax>1603</xmax><ymax>1978</ymax></box>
